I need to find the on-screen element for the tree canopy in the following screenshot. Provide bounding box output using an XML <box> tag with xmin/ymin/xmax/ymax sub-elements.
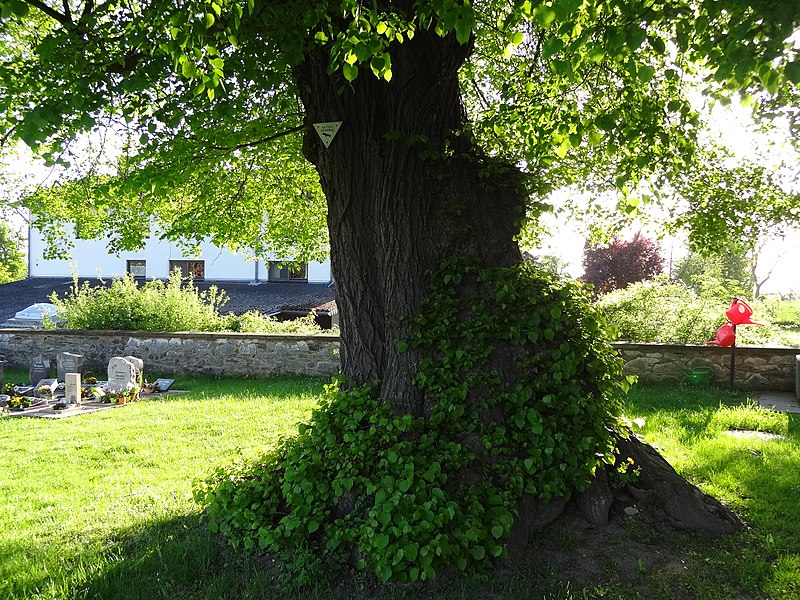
<box><xmin>1</xmin><ymin>0</ymin><xmax>798</xmax><ymax>256</ymax></box>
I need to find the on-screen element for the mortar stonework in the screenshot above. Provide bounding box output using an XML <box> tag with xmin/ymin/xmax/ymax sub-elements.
<box><xmin>0</xmin><ymin>331</ymin><xmax>796</xmax><ymax>390</ymax></box>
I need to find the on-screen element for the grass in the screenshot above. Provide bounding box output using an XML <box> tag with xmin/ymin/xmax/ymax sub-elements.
<box><xmin>775</xmin><ymin>299</ymin><xmax>799</xmax><ymax>325</ymax></box>
<box><xmin>622</xmin><ymin>385</ymin><xmax>800</xmax><ymax>599</ymax></box>
<box><xmin>1</xmin><ymin>369</ymin><xmax>799</xmax><ymax>599</ymax></box>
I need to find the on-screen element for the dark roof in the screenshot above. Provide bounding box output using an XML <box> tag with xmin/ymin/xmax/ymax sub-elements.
<box><xmin>0</xmin><ymin>277</ymin><xmax>336</xmax><ymax>324</ymax></box>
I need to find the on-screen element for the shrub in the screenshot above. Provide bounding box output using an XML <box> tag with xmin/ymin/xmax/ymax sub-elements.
<box><xmin>582</xmin><ymin>232</ymin><xmax>664</xmax><ymax>296</ymax></box>
<box><xmin>195</xmin><ymin>258</ymin><xmax>629</xmax><ymax>582</ymax></box>
<box><xmin>48</xmin><ymin>271</ymin><xmax>326</xmax><ymax>334</ymax></box>
<box><xmin>595</xmin><ymin>277</ymin><xmax>786</xmax><ymax>345</ymax></box>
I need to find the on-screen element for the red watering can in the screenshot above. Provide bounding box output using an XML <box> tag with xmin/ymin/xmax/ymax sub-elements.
<box><xmin>707</xmin><ymin>322</ymin><xmax>736</xmax><ymax>347</ymax></box>
<box><xmin>725</xmin><ymin>298</ymin><xmax>764</xmax><ymax>326</ymax></box>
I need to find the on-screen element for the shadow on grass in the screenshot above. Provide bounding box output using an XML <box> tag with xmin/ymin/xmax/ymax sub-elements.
<box><xmin>162</xmin><ymin>375</ymin><xmax>329</xmax><ymax>402</ymax></box>
<box><xmin>78</xmin><ymin>514</ymin><xmax>294</xmax><ymax>600</ymax></box>
<box><xmin>1</xmin><ymin>510</ymin><xmax>585</xmax><ymax>600</ymax></box>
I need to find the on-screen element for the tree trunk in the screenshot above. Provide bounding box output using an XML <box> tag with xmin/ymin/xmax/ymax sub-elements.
<box><xmin>294</xmin><ymin>21</ymin><xmax>741</xmax><ymax>554</ymax></box>
<box><xmin>296</xmin><ymin>27</ymin><xmax>524</xmax><ymax>413</ymax></box>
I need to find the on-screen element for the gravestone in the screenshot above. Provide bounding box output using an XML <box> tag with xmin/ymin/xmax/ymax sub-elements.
<box><xmin>107</xmin><ymin>357</ymin><xmax>138</xmax><ymax>393</ymax></box>
<box><xmin>124</xmin><ymin>356</ymin><xmax>144</xmax><ymax>385</ymax></box>
<box><xmin>57</xmin><ymin>352</ymin><xmax>84</xmax><ymax>382</ymax></box>
<box><xmin>29</xmin><ymin>355</ymin><xmax>51</xmax><ymax>385</ymax></box>
<box><xmin>65</xmin><ymin>372</ymin><xmax>81</xmax><ymax>405</ymax></box>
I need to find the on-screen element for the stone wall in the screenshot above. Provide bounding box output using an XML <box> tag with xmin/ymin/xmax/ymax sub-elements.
<box><xmin>0</xmin><ymin>329</ymin><xmax>339</xmax><ymax>378</ymax></box>
<box><xmin>0</xmin><ymin>329</ymin><xmax>797</xmax><ymax>391</ymax></box>
<box><xmin>616</xmin><ymin>342</ymin><xmax>798</xmax><ymax>391</ymax></box>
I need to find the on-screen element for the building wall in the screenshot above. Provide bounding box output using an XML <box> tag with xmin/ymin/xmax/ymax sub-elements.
<box><xmin>28</xmin><ymin>226</ymin><xmax>331</xmax><ymax>283</ymax></box>
<box><xmin>0</xmin><ymin>331</ymin><xmax>797</xmax><ymax>391</ymax></box>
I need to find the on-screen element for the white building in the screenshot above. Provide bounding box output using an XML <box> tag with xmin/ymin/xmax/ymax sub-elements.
<box><xmin>28</xmin><ymin>226</ymin><xmax>332</xmax><ymax>284</ymax></box>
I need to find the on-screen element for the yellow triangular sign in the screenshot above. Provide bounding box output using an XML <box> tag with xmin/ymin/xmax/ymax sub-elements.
<box><xmin>313</xmin><ymin>121</ymin><xmax>343</xmax><ymax>149</ymax></box>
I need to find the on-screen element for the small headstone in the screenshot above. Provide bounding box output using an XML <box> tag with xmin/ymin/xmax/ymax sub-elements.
<box><xmin>107</xmin><ymin>357</ymin><xmax>138</xmax><ymax>393</ymax></box>
<box><xmin>124</xmin><ymin>356</ymin><xmax>144</xmax><ymax>385</ymax></box>
<box><xmin>29</xmin><ymin>355</ymin><xmax>51</xmax><ymax>385</ymax></box>
<box><xmin>57</xmin><ymin>352</ymin><xmax>84</xmax><ymax>382</ymax></box>
<box><xmin>65</xmin><ymin>373</ymin><xmax>81</xmax><ymax>405</ymax></box>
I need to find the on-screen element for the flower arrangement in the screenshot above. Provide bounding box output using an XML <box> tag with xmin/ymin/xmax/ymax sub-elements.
<box><xmin>95</xmin><ymin>384</ymin><xmax>140</xmax><ymax>404</ymax></box>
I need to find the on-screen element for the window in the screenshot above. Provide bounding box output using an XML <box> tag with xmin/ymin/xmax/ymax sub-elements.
<box><xmin>268</xmin><ymin>261</ymin><xmax>307</xmax><ymax>282</ymax></box>
<box><xmin>127</xmin><ymin>260</ymin><xmax>146</xmax><ymax>279</ymax></box>
<box><xmin>169</xmin><ymin>260</ymin><xmax>205</xmax><ymax>280</ymax></box>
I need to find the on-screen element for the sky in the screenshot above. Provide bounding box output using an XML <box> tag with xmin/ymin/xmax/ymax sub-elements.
<box><xmin>534</xmin><ymin>99</ymin><xmax>800</xmax><ymax>296</ymax></box>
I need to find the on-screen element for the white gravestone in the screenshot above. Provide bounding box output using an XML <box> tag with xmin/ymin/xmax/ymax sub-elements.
<box><xmin>124</xmin><ymin>356</ymin><xmax>144</xmax><ymax>385</ymax></box>
<box><xmin>65</xmin><ymin>373</ymin><xmax>81</xmax><ymax>406</ymax></box>
<box><xmin>107</xmin><ymin>357</ymin><xmax>138</xmax><ymax>393</ymax></box>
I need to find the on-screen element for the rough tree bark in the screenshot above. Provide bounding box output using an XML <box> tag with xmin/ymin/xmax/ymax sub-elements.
<box><xmin>296</xmin><ymin>26</ymin><xmax>524</xmax><ymax>415</ymax></box>
<box><xmin>295</xmin><ymin>20</ymin><xmax>741</xmax><ymax>542</ymax></box>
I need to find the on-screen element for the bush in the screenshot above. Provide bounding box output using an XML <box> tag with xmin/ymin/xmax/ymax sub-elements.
<box><xmin>48</xmin><ymin>271</ymin><xmax>326</xmax><ymax>334</ymax></box>
<box><xmin>595</xmin><ymin>277</ymin><xmax>787</xmax><ymax>345</ymax></box>
<box><xmin>195</xmin><ymin>258</ymin><xmax>629</xmax><ymax>582</ymax></box>
<box><xmin>582</xmin><ymin>232</ymin><xmax>664</xmax><ymax>296</ymax></box>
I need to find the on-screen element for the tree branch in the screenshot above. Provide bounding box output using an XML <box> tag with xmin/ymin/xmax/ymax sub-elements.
<box><xmin>187</xmin><ymin>124</ymin><xmax>307</xmax><ymax>153</ymax></box>
<box><xmin>22</xmin><ymin>0</ymin><xmax>71</xmax><ymax>24</ymax></box>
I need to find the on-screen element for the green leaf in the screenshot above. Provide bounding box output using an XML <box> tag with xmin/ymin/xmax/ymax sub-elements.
<box><xmin>376</xmin><ymin>22</ymin><xmax>388</xmax><ymax>35</ymax></box>
<box><xmin>204</xmin><ymin>13</ymin><xmax>215</xmax><ymax>28</ymax></box>
<box><xmin>181</xmin><ymin>60</ymin><xmax>196</xmax><ymax>78</ymax></box>
<box><xmin>637</xmin><ymin>65</ymin><xmax>655</xmax><ymax>83</ymax></box>
<box><xmin>307</xmin><ymin>520</ymin><xmax>320</xmax><ymax>533</ymax></box>
<box><xmin>454</xmin><ymin>19</ymin><xmax>472</xmax><ymax>45</ymax></box>
<box><xmin>533</xmin><ymin>6</ymin><xmax>556</xmax><ymax>27</ymax></box>
<box><xmin>491</xmin><ymin>525</ymin><xmax>504</xmax><ymax>539</ymax></box>
<box><xmin>373</xmin><ymin>532</ymin><xmax>390</xmax><ymax>549</ymax></box>
<box><xmin>343</xmin><ymin>63</ymin><xmax>358</xmax><ymax>82</ymax></box>
<box><xmin>555</xmin><ymin>138</ymin><xmax>570</xmax><ymax>159</ymax></box>
<box><xmin>471</xmin><ymin>545</ymin><xmax>486</xmax><ymax>560</ymax></box>
<box><xmin>785</xmin><ymin>61</ymin><xmax>800</xmax><ymax>84</ymax></box>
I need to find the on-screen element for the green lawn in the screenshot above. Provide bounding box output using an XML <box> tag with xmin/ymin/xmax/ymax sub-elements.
<box><xmin>775</xmin><ymin>299</ymin><xmax>800</xmax><ymax>325</ymax></box>
<box><xmin>1</xmin><ymin>370</ymin><xmax>798</xmax><ymax>599</ymax></box>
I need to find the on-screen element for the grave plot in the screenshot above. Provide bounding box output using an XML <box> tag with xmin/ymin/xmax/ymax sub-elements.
<box><xmin>1</xmin><ymin>355</ymin><xmax>185</xmax><ymax>419</ymax></box>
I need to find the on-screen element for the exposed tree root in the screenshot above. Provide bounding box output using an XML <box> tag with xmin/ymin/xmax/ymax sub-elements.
<box><xmin>511</xmin><ymin>430</ymin><xmax>741</xmax><ymax>556</ymax></box>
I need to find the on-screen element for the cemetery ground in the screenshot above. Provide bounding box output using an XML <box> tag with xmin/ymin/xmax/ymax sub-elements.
<box><xmin>0</xmin><ymin>370</ymin><xmax>798</xmax><ymax>600</ymax></box>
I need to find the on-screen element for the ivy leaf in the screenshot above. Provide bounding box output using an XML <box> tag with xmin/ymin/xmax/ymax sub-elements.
<box><xmin>373</xmin><ymin>532</ymin><xmax>390</xmax><ymax>549</ymax></box>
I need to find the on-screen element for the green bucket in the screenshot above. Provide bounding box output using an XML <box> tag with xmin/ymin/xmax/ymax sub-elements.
<box><xmin>685</xmin><ymin>365</ymin><xmax>713</xmax><ymax>387</ymax></box>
